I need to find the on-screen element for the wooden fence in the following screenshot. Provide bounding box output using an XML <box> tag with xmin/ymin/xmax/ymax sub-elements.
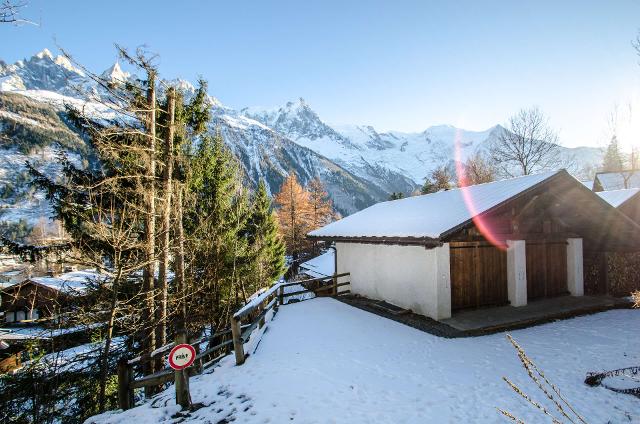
<box><xmin>117</xmin><ymin>272</ymin><xmax>350</xmax><ymax>410</ymax></box>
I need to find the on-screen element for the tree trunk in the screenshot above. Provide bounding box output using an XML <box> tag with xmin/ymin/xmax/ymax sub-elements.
<box><xmin>98</xmin><ymin>267</ymin><xmax>122</xmax><ymax>412</ymax></box>
<box><xmin>156</xmin><ymin>88</ymin><xmax>175</xmax><ymax>351</ymax></box>
<box><xmin>174</xmin><ymin>183</ymin><xmax>187</xmax><ymax>331</ymax></box>
<box><xmin>142</xmin><ymin>72</ymin><xmax>157</xmax><ymax>379</ymax></box>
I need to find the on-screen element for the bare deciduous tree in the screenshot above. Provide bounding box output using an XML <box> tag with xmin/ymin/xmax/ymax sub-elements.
<box><xmin>0</xmin><ymin>0</ymin><xmax>36</xmax><ymax>25</ymax></box>
<box><xmin>421</xmin><ymin>164</ymin><xmax>453</xmax><ymax>194</ymax></box>
<box><xmin>461</xmin><ymin>152</ymin><xmax>496</xmax><ymax>186</ymax></box>
<box><xmin>491</xmin><ymin>107</ymin><xmax>560</xmax><ymax>177</ymax></box>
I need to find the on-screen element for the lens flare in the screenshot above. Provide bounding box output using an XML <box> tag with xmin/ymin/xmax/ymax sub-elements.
<box><xmin>453</xmin><ymin>129</ymin><xmax>506</xmax><ymax>250</ymax></box>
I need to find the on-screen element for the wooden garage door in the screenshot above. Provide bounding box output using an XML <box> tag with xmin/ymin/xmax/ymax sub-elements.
<box><xmin>450</xmin><ymin>242</ymin><xmax>508</xmax><ymax>310</ymax></box>
<box><xmin>526</xmin><ymin>241</ymin><xmax>568</xmax><ymax>299</ymax></box>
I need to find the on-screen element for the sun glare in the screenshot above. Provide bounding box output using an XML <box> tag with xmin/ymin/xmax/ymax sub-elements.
<box><xmin>454</xmin><ymin>128</ymin><xmax>506</xmax><ymax>250</ymax></box>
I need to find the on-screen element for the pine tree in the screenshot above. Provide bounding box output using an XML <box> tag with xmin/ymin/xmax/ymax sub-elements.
<box><xmin>274</xmin><ymin>173</ymin><xmax>312</xmax><ymax>262</ymax></box>
<box><xmin>389</xmin><ymin>192</ymin><xmax>405</xmax><ymax>200</ymax></box>
<box><xmin>170</xmin><ymin>78</ymin><xmax>210</xmax><ymax>332</ymax></box>
<box><xmin>242</xmin><ymin>181</ymin><xmax>286</xmax><ymax>292</ymax></box>
<box><xmin>25</xmin><ymin>48</ymin><xmax>162</xmax><ymax>406</ymax></box>
<box><xmin>420</xmin><ymin>178</ymin><xmax>436</xmax><ymax>195</ymax></box>
<box><xmin>185</xmin><ymin>133</ymin><xmax>248</xmax><ymax>332</ymax></box>
<box><xmin>602</xmin><ymin>135</ymin><xmax>625</xmax><ymax>172</ymax></box>
<box><xmin>19</xmin><ymin>48</ymin><xmax>213</xmax><ymax>413</ymax></box>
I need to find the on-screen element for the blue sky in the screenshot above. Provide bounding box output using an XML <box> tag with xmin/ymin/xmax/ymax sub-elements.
<box><xmin>1</xmin><ymin>0</ymin><xmax>639</xmax><ymax>148</ymax></box>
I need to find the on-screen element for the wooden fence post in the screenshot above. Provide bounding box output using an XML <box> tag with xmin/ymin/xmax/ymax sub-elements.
<box><xmin>278</xmin><ymin>285</ymin><xmax>284</xmax><ymax>306</ymax></box>
<box><xmin>174</xmin><ymin>329</ymin><xmax>191</xmax><ymax>409</ymax></box>
<box><xmin>258</xmin><ymin>306</ymin><xmax>266</xmax><ymax>329</ymax></box>
<box><xmin>332</xmin><ymin>273</ymin><xmax>338</xmax><ymax>296</ymax></box>
<box><xmin>117</xmin><ymin>357</ymin><xmax>133</xmax><ymax>410</ymax></box>
<box><xmin>230</xmin><ymin>316</ymin><xmax>245</xmax><ymax>365</ymax></box>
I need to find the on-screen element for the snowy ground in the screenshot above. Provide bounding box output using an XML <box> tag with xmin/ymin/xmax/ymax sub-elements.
<box><xmin>88</xmin><ymin>298</ymin><xmax>639</xmax><ymax>423</ymax></box>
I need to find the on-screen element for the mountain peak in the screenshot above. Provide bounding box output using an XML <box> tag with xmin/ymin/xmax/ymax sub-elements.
<box><xmin>101</xmin><ymin>62</ymin><xmax>129</xmax><ymax>83</ymax></box>
<box><xmin>0</xmin><ymin>48</ymin><xmax>87</xmax><ymax>94</ymax></box>
<box><xmin>34</xmin><ymin>48</ymin><xmax>54</xmax><ymax>60</ymax></box>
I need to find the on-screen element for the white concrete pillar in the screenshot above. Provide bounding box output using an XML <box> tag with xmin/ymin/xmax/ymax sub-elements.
<box><xmin>434</xmin><ymin>243</ymin><xmax>451</xmax><ymax>320</ymax></box>
<box><xmin>567</xmin><ymin>238</ymin><xmax>584</xmax><ymax>296</ymax></box>
<box><xmin>507</xmin><ymin>240</ymin><xmax>527</xmax><ymax>307</ymax></box>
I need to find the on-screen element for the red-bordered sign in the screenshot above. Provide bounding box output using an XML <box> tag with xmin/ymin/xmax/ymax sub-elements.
<box><xmin>168</xmin><ymin>343</ymin><xmax>196</xmax><ymax>370</ymax></box>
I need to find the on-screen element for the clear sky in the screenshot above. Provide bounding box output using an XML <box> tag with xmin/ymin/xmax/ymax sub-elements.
<box><xmin>1</xmin><ymin>0</ymin><xmax>639</xmax><ymax>148</ymax></box>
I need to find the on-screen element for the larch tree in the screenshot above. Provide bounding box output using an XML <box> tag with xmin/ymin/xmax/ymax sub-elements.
<box><xmin>307</xmin><ymin>178</ymin><xmax>337</xmax><ymax>229</ymax></box>
<box><xmin>490</xmin><ymin>107</ymin><xmax>560</xmax><ymax>176</ymax></box>
<box><xmin>461</xmin><ymin>152</ymin><xmax>496</xmax><ymax>186</ymax></box>
<box><xmin>306</xmin><ymin>177</ymin><xmax>337</xmax><ymax>254</ymax></box>
<box><xmin>274</xmin><ymin>173</ymin><xmax>312</xmax><ymax>262</ymax></box>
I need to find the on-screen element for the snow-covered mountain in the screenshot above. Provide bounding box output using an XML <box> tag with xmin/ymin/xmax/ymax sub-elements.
<box><xmin>0</xmin><ymin>49</ymin><xmax>603</xmax><ymax>228</ymax></box>
<box><xmin>0</xmin><ymin>50</ymin><xmax>388</xmax><ymax>226</ymax></box>
<box><xmin>242</xmin><ymin>98</ymin><xmax>603</xmax><ymax>186</ymax></box>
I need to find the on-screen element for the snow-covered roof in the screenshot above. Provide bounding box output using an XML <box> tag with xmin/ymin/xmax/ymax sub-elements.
<box><xmin>0</xmin><ymin>330</ymin><xmax>35</xmax><ymax>341</ymax></box>
<box><xmin>595</xmin><ymin>171</ymin><xmax>640</xmax><ymax>191</ymax></box>
<box><xmin>580</xmin><ymin>180</ymin><xmax>594</xmax><ymax>190</ymax></box>
<box><xmin>16</xmin><ymin>269</ymin><xmax>107</xmax><ymax>294</ymax></box>
<box><xmin>309</xmin><ymin>170</ymin><xmax>563</xmax><ymax>240</ymax></box>
<box><xmin>300</xmin><ymin>250</ymin><xmax>335</xmax><ymax>278</ymax></box>
<box><xmin>597</xmin><ymin>188</ymin><xmax>640</xmax><ymax>208</ymax></box>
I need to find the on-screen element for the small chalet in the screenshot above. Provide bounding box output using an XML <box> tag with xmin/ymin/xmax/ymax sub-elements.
<box><xmin>308</xmin><ymin>170</ymin><xmax>640</xmax><ymax>321</ymax></box>
<box><xmin>1</xmin><ymin>270</ymin><xmax>103</xmax><ymax>323</ymax></box>
<box><xmin>593</xmin><ymin>170</ymin><xmax>640</xmax><ymax>191</ymax></box>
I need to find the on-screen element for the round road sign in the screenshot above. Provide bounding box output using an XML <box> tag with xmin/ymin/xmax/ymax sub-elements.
<box><xmin>168</xmin><ymin>343</ymin><xmax>196</xmax><ymax>370</ymax></box>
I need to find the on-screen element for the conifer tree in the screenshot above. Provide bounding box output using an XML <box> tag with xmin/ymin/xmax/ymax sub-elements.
<box><xmin>24</xmin><ymin>47</ymin><xmax>163</xmax><ymax>406</ymax></box>
<box><xmin>242</xmin><ymin>181</ymin><xmax>286</xmax><ymax>292</ymax></box>
<box><xmin>421</xmin><ymin>165</ymin><xmax>452</xmax><ymax>194</ymax></box>
<box><xmin>602</xmin><ymin>135</ymin><xmax>625</xmax><ymax>172</ymax></box>
<box><xmin>420</xmin><ymin>178</ymin><xmax>436</xmax><ymax>195</ymax></box>
<box><xmin>185</xmin><ymin>133</ymin><xmax>248</xmax><ymax>332</ymax></box>
<box><xmin>19</xmin><ymin>47</ymin><xmax>212</xmax><ymax>410</ymax></box>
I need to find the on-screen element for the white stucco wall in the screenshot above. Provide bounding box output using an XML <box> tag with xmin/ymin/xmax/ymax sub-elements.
<box><xmin>336</xmin><ymin>242</ymin><xmax>451</xmax><ymax>320</ymax></box>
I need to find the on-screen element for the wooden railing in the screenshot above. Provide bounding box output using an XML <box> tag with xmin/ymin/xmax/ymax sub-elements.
<box><xmin>230</xmin><ymin>272</ymin><xmax>350</xmax><ymax>365</ymax></box>
<box><xmin>117</xmin><ymin>326</ymin><xmax>241</xmax><ymax>409</ymax></box>
<box><xmin>117</xmin><ymin>272</ymin><xmax>350</xmax><ymax>410</ymax></box>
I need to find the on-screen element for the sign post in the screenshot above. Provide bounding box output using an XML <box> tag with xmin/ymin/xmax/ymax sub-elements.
<box><xmin>170</xmin><ymin>330</ymin><xmax>195</xmax><ymax>408</ymax></box>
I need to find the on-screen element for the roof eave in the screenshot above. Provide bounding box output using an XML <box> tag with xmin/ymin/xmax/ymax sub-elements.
<box><xmin>306</xmin><ymin>234</ymin><xmax>442</xmax><ymax>247</ymax></box>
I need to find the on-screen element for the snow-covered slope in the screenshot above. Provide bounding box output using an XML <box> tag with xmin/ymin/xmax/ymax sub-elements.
<box><xmin>87</xmin><ymin>298</ymin><xmax>640</xmax><ymax>423</ymax></box>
